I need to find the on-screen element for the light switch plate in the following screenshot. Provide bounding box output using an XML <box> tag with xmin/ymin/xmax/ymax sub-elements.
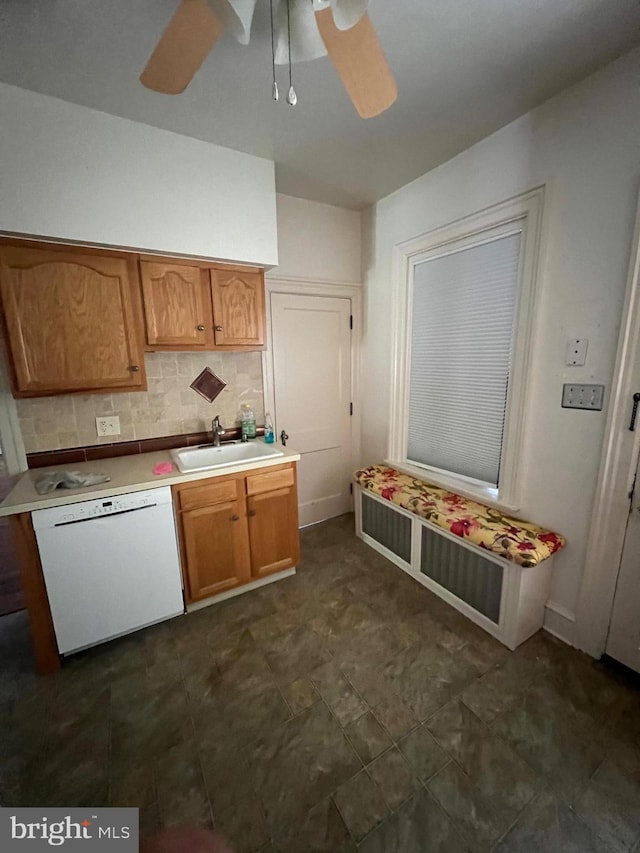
<box><xmin>565</xmin><ymin>338</ymin><xmax>588</xmax><ymax>366</ymax></box>
<box><xmin>561</xmin><ymin>384</ymin><xmax>604</xmax><ymax>410</ymax></box>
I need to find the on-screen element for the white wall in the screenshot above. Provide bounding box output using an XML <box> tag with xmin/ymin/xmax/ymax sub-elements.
<box><xmin>361</xmin><ymin>47</ymin><xmax>640</xmax><ymax>647</ymax></box>
<box><xmin>270</xmin><ymin>194</ymin><xmax>361</xmax><ymax>283</ymax></box>
<box><xmin>0</xmin><ymin>83</ymin><xmax>278</xmax><ymax>266</ymax></box>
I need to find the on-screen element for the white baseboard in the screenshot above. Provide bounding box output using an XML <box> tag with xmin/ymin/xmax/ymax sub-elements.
<box><xmin>543</xmin><ymin>600</ymin><xmax>577</xmax><ymax>647</ymax></box>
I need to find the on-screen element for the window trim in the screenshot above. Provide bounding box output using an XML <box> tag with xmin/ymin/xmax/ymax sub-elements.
<box><xmin>388</xmin><ymin>187</ymin><xmax>545</xmax><ymax>510</ymax></box>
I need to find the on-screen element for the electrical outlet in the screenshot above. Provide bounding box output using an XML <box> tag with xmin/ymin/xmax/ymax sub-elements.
<box><xmin>96</xmin><ymin>415</ymin><xmax>121</xmax><ymax>436</ymax></box>
<box><xmin>561</xmin><ymin>384</ymin><xmax>605</xmax><ymax>411</ymax></box>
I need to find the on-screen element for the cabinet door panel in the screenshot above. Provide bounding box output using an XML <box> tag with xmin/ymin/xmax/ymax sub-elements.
<box><xmin>140</xmin><ymin>262</ymin><xmax>212</xmax><ymax>347</ymax></box>
<box><xmin>248</xmin><ymin>486</ymin><xmax>300</xmax><ymax>578</ymax></box>
<box><xmin>0</xmin><ymin>245</ymin><xmax>145</xmax><ymax>395</ymax></box>
<box><xmin>181</xmin><ymin>500</ymin><xmax>251</xmax><ymax>602</ymax></box>
<box><xmin>210</xmin><ymin>268</ymin><xmax>265</xmax><ymax>348</ymax></box>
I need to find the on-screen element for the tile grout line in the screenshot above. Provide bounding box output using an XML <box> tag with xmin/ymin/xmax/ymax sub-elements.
<box><xmin>418</xmin><ymin>775</ymin><xmax>472</xmax><ymax>853</ymax></box>
<box><xmin>172</xmin><ymin>642</ymin><xmax>217</xmax><ymax>834</ymax></box>
<box><xmin>481</xmin><ymin>687</ymin><xmax>602</xmax><ymax>807</ymax></box>
<box><xmin>426</xmin><ymin>754</ymin><xmax>507</xmax><ymax>850</ymax></box>
<box><xmin>490</xmin><ymin>790</ymin><xmax>546</xmax><ymax>851</ymax></box>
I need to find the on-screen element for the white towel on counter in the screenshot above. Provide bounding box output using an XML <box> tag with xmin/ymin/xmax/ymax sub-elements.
<box><xmin>35</xmin><ymin>470</ymin><xmax>111</xmax><ymax>495</ymax></box>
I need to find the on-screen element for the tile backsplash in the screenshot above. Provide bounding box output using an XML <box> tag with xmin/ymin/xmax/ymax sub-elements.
<box><xmin>16</xmin><ymin>352</ymin><xmax>265</xmax><ymax>454</ymax></box>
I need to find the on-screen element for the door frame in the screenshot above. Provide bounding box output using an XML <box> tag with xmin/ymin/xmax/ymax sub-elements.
<box><xmin>262</xmin><ymin>276</ymin><xmax>362</xmax><ymax>518</ymax></box>
<box><xmin>575</xmin><ymin>192</ymin><xmax>640</xmax><ymax>658</ymax></box>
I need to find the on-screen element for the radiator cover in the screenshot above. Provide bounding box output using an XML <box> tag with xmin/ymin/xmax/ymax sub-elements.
<box><xmin>361</xmin><ymin>493</ymin><xmax>503</xmax><ymax>624</ymax></box>
<box><xmin>361</xmin><ymin>493</ymin><xmax>412</xmax><ymax>563</ymax></box>
<box><xmin>420</xmin><ymin>526</ymin><xmax>503</xmax><ymax>623</ymax></box>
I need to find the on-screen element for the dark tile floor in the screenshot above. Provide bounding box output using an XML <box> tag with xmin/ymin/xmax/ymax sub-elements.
<box><xmin>1</xmin><ymin>514</ymin><xmax>639</xmax><ymax>852</ymax></box>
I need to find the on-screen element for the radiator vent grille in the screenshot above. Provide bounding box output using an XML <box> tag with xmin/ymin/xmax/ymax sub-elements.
<box><xmin>420</xmin><ymin>527</ymin><xmax>503</xmax><ymax>623</ymax></box>
<box><xmin>361</xmin><ymin>494</ymin><xmax>411</xmax><ymax>563</ymax></box>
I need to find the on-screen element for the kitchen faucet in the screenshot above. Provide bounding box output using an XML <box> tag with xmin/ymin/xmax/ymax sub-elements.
<box><xmin>211</xmin><ymin>415</ymin><xmax>225</xmax><ymax>447</ymax></box>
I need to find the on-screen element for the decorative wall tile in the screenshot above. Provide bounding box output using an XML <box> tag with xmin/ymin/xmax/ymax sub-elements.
<box><xmin>15</xmin><ymin>351</ymin><xmax>265</xmax><ymax>453</ymax></box>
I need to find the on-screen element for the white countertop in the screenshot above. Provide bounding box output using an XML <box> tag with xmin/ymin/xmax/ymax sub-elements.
<box><xmin>0</xmin><ymin>444</ymin><xmax>301</xmax><ymax>517</ymax></box>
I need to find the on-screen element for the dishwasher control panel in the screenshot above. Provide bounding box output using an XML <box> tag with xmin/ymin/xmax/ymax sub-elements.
<box><xmin>32</xmin><ymin>486</ymin><xmax>173</xmax><ymax>529</ymax></box>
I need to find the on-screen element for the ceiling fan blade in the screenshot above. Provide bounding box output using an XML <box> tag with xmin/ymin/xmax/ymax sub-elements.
<box><xmin>140</xmin><ymin>0</ymin><xmax>223</xmax><ymax>95</ymax></box>
<box><xmin>315</xmin><ymin>8</ymin><xmax>397</xmax><ymax>119</ymax></box>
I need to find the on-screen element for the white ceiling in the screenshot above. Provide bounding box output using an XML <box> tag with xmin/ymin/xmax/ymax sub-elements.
<box><xmin>1</xmin><ymin>0</ymin><xmax>639</xmax><ymax>208</ymax></box>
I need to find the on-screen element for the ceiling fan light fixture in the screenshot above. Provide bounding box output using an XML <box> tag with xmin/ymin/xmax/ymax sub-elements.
<box><xmin>207</xmin><ymin>0</ymin><xmax>256</xmax><ymax>44</ymax></box>
<box><xmin>140</xmin><ymin>0</ymin><xmax>396</xmax><ymax>118</ymax></box>
<box><xmin>274</xmin><ymin>0</ymin><xmax>327</xmax><ymax>64</ymax></box>
<box><xmin>312</xmin><ymin>0</ymin><xmax>368</xmax><ymax>31</ymax></box>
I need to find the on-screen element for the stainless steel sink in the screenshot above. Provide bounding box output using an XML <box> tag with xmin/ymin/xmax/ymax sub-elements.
<box><xmin>170</xmin><ymin>441</ymin><xmax>284</xmax><ymax>473</ymax></box>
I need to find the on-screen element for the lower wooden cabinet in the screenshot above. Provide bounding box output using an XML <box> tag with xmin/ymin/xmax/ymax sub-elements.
<box><xmin>172</xmin><ymin>462</ymin><xmax>300</xmax><ymax>604</ymax></box>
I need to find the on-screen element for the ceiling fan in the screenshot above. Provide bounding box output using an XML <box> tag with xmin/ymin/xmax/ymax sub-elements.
<box><xmin>140</xmin><ymin>0</ymin><xmax>397</xmax><ymax>119</ymax></box>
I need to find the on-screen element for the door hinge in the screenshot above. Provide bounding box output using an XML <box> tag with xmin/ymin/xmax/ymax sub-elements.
<box><xmin>349</xmin><ymin>314</ymin><xmax>353</xmax><ymax>330</ymax></box>
<box><xmin>350</xmin><ymin>402</ymin><xmax>353</xmax><ymax>416</ymax></box>
<box><xmin>350</xmin><ymin>483</ymin><xmax>353</xmax><ymax>494</ymax></box>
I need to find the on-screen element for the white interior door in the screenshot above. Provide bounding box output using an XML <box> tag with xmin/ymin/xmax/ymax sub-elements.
<box><xmin>271</xmin><ymin>293</ymin><xmax>352</xmax><ymax>527</ymax></box>
<box><xmin>606</xmin><ymin>445</ymin><xmax>640</xmax><ymax>672</ymax></box>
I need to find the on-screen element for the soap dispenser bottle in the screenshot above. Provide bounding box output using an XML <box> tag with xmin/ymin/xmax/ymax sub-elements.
<box><xmin>264</xmin><ymin>413</ymin><xmax>275</xmax><ymax>444</ymax></box>
<box><xmin>240</xmin><ymin>403</ymin><xmax>256</xmax><ymax>440</ymax></box>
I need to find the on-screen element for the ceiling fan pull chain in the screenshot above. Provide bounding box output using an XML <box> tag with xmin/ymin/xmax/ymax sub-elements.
<box><xmin>286</xmin><ymin>0</ymin><xmax>298</xmax><ymax>106</ymax></box>
<box><xmin>270</xmin><ymin>0</ymin><xmax>279</xmax><ymax>101</ymax></box>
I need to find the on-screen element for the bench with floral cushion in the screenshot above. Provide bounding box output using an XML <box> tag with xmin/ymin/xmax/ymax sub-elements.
<box><xmin>353</xmin><ymin>464</ymin><xmax>565</xmax><ymax>649</ymax></box>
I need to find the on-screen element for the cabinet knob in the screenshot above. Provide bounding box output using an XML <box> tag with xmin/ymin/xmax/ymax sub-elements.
<box><xmin>248</xmin><ymin>509</ymin><xmax>256</xmax><ymax>517</ymax></box>
<box><xmin>129</xmin><ymin>365</ymin><xmax>140</xmax><ymax>372</ymax></box>
<box><xmin>214</xmin><ymin>325</ymin><xmax>223</xmax><ymax>332</ymax></box>
<box><xmin>231</xmin><ymin>514</ymin><xmax>240</xmax><ymax>522</ymax></box>
<box><xmin>196</xmin><ymin>324</ymin><xmax>205</xmax><ymax>331</ymax></box>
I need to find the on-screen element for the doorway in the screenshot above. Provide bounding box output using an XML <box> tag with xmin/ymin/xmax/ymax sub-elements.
<box><xmin>606</xmin><ymin>447</ymin><xmax>640</xmax><ymax>672</ymax></box>
<box><xmin>265</xmin><ymin>284</ymin><xmax>360</xmax><ymax>528</ymax></box>
<box><xmin>576</xmin><ymin>192</ymin><xmax>640</xmax><ymax>667</ymax></box>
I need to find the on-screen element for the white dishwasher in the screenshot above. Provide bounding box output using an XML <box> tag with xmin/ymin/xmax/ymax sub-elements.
<box><xmin>32</xmin><ymin>486</ymin><xmax>184</xmax><ymax>655</ymax></box>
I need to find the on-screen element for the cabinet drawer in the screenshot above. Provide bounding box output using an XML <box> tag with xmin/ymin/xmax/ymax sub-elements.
<box><xmin>246</xmin><ymin>465</ymin><xmax>295</xmax><ymax>496</ymax></box>
<box><xmin>176</xmin><ymin>478</ymin><xmax>239</xmax><ymax>511</ymax></box>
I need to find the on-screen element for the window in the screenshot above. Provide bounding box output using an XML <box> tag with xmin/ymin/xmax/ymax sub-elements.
<box><xmin>389</xmin><ymin>189</ymin><xmax>544</xmax><ymax>508</ymax></box>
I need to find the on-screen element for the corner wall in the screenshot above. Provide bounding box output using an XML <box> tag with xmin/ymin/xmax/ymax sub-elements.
<box><xmin>361</xmin><ymin>47</ymin><xmax>640</xmax><ymax>648</ymax></box>
<box><xmin>270</xmin><ymin>194</ymin><xmax>361</xmax><ymax>284</ymax></box>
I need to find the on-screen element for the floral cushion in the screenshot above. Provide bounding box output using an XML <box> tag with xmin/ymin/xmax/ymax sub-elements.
<box><xmin>354</xmin><ymin>465</ymin><xmax>565</xmax><ymax>568</ymax></box>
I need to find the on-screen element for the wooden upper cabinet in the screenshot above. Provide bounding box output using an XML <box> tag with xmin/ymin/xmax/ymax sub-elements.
<box><xmin>140</xmin><ymin>261</ymin><xmax>213</xmax><ymax>349</ymax></box>
<box><xmin>210</xmin><ymin>266</ymin><xmax>266</xmax><ymax>349</ymax></box>
<box><xmin>141</xmin><ymin>261</ymin><xmax>266</xmax><ymax>352</ymax></box>
<box><xmin>0</xmin><ymin>243</ymin><xmax>146</xmax><ymax>397</ymax></box>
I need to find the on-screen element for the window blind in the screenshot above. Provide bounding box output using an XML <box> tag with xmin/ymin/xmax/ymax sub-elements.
<box><xmin>407</xmin><ymin>231</ymin><xmax>522</xmax><ymax>486</ymax></box>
